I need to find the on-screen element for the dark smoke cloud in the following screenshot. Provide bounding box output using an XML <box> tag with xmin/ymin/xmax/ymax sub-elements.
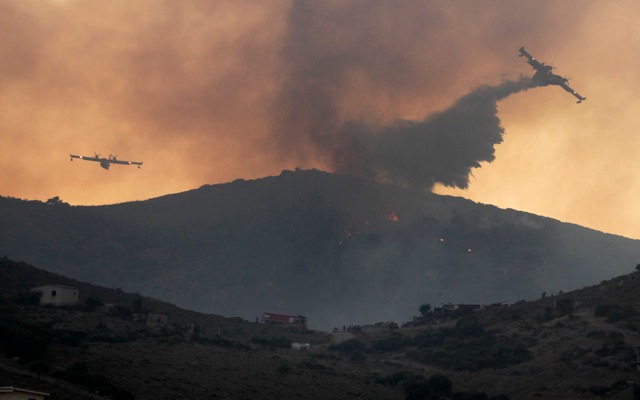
<box><xmin>272</xmin><ymin>1</ymin><xmax>542</xmax><ymax>191</ymax></box>
<box><xmin>333</xmin><ymin>78</ymin><xmax>540</xmax><ymax>189</ymax></box>
<box><xmin>272</xmin><ymin>1</ymin><xmax>458</xmax><ymax>166</ymax></box>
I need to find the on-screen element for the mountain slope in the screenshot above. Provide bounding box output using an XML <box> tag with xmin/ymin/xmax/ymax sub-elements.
<box><xmin>1</xmin><ymin>169</ymin><xmax>639</xmax><ymax>330</ymax></box>
<box><xmin>3</xmin><ymin>258</ymin><xmax>640</xmax><ymax>400</ymax></box>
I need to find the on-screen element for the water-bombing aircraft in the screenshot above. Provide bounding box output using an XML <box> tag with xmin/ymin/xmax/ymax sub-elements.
<box><xmin>70</xmin><ymin>153</ymin><xmax>143</xmax><ymax>170</ymax></box>
<box><xmin>519</xmin><ymin>47</ymin><xmax>586</xmax><ymax>103</ymax></box>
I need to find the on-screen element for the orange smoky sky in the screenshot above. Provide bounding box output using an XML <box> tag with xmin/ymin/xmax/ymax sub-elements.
<box><xmin>2</xmin><ymin>1</ymin><xmax>640</xmax><ymax>239</ymax></box>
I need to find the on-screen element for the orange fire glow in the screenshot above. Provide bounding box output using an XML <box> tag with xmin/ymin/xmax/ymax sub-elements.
<box><xmin>386</xmin><ymin>212</ymin><xmax>399</xmax><ymax>222</ymax></box>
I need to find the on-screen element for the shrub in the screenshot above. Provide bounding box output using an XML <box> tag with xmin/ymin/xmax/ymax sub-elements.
<box><xmin>595</xmin><ymin>304</ymin><xmax>613</xmax><ymax>317</ymax></box>
<box><xmin>377</xmin><ymin>371</ymin><xmax>421</xmax><ymax>387</ymax></box>
<box><xmin>453</xmin><ymin>392</ymin><xmax>489</xmax><ymax>400</ymax></box>
<box><xmin>402</xmin><ymin>375</ymin><xmax>431</xmax><ymax>400</ymax></box>
<box><xmin>14</xmin><ymin>290</ymin><xmax>41</xmax><ymax>305</ymax></box>
<box><xmin>402</xmin><ymin>373</ymin><xmax>453</xmax><ymax>400</ymax></box>
<box><xmin>28</xmin><ymin>360</ymin><xmax>51</xmax><ymax>377</ymax></box>
<box><xmin>413</xmin><ymin>330</ymin><xmax>447</xmax><ymax>348</ymax></box>
<box><xmin>0</xmin><ymin>320</ymin><xmax>52</xmax><ymax>361</ymax></box>
<box><xmin>88</xmin><ymin>331</ymin><xmax>137</xmax><ymax>343</ymax></box>
<box><xmin>455</xmin><ymin>316</ymin><xmax>485</xmax><ymax>337</ymax></box>
<box><xmin>427</xmin><ymin>374</ymin><xmax>453</xmax><ymax>397</ymax></box>
<box><xmin>555</xmin><ymin>298</ymin><xmax>575</xmax><ymax>316</ymax></box>
<box><xmin>607</xmin><ymin>305</ymin><xmax>637</xmax><ymax>323</ymax></box>
<box><xmin>349</xmin><ymin>350</ymin><xmax>366</xmax><ymax>364</ymax></box>
<box><xmin>196</xmin><ymin>335</ymin><xmax>249</xmax><ymax>350</ymax></box>
<box><xmin>372</xmin><ymin>333</ymin><xmax>410</xmax><ymax>352</ymax></box>
<box><xmin>53</xmin><ymin>329</ymin><xmax>89</xmax><ymax>347</ymax></box>
<box><xmin>408</xmin><ymin>335</ymin><xmax>531</xmax><ymax>371</ymax></box>
<box><xmin>251</xmin><ymin>336</ymin><xmax>291</xmax><ymax>349</ymax></box>
<box><xmin>595</xmin><ymin>304</ymin><xmax>637</xmax><ymax>322</ymax></box>
<box><xmin>329</xmin><ymin>338</ymin><xmax>366</xmax><ymax>355</ymax></box>
<box><xmin>109</xmin><ymin>305</ymin><xmax>133</xmax><ymax>320</ymax></box>
<box><xmin>589</xmin><ymin>386</ymin><xmax>609</xmax><ymax>396</ymax></box>
<box><xmin>57</xmin><ymin>362</ymin><xmax>135</xmax><ymax>400</ymax></box>
<box><xmin>537</xmin><ymin>306</ymin><xmax>553</xmax><ymax>322</ymax></box>
<box><xmin>277</xmin><ymin>362</ymin><xmax>290</xmax><ymax>374</ymax></box>
<box><xmin>83</xmin><ymin>297</ymin><xmax>104</xmax><ymax>311</ymax></box>
<box><xmin>594</xmin><ymin>331</ymin><xmax>626</xmax><ymax>357</ymax></box>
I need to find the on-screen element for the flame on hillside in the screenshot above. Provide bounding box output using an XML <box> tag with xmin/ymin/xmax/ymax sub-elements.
<box><xmin>386</xmin><ymin>212</ymin><xmax>399</xmax><ymax>222</ymax></box>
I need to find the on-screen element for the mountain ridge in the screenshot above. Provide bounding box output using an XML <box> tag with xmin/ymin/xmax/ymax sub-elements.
<box><xmin>1</xmin><ymin>169</ymin><xmax>639</xmax><ymax>330</ymax></box>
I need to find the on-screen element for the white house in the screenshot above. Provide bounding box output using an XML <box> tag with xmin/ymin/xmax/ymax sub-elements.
<box><xmin>30</xmin><ymin>285</ymin><xmax>79</xmax><ymax>306</ymax></box>
<box><xmin>0</xmin><ymin>386</ymin><xmax>49</xmax><ymax>400</ymax></box>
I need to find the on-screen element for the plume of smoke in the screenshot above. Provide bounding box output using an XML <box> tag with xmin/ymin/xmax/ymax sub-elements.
<box><xmin>332</xmin><ymin>77</ymin><xmax>540</xmax><ymax>190</ymax></box>
<box><xmin>272</xmin><ymin>2</ymin><xmax>543</xmax><ymax>192</ymax></box>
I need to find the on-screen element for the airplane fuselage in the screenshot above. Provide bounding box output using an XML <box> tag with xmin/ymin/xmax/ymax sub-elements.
<box><xmin>532</xmin><ymin>70</ymin><xmax>568</xmax><ymax>86</ymax></box>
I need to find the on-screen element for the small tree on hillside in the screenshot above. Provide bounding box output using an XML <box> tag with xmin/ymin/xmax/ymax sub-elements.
<box><xmin>419</xmin><ymin>304</ymin><xmax>432</xmax><ymax>318</ymax></box>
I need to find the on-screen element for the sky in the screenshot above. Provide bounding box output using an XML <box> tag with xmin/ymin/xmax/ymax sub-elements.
<box><xmin>2</xmin><ymin>0</ymin><xmax>640</xmax><ymax>239</ymax></box>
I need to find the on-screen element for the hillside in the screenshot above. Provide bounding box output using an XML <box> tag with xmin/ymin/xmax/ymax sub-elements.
<box><xmin>3</xmin><ymin>258</ymin><xmax>640</xmax><ymax>399</ymax></box>
<box><xmin>1</xmin><ymin>169</ymin><xmax>640</xmax><ymax>330</ymax></box>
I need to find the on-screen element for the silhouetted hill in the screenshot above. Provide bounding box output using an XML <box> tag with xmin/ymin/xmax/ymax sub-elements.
<box><xmin>1</xmin><ymin>169</ymin><xmax>639</xmax><ymax>330</ymax></box>
<box><xmin>3</xmin><ymin>257</ymin><xmax>640</xmax><ymax>399</ymax></box>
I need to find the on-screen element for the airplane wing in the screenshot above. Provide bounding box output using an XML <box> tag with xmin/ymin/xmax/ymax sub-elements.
<box><xmin>70</xmin><ymin>154</ymin><xmax>101</xmax><ymax>162</ymax></box>
<box><xmin>518</xmin><ymin>47</ymin><xmax>546</xmax><ymax>70</ymax></box>
<box><xmin>559</xmin><ymin>82</ymin><xmax>587</xmax><ymax>103</ymax></box>
<box><xmin>109</xmin><ymin>159</ymin><xmax>143</xmax><ymax>166</ymax></box>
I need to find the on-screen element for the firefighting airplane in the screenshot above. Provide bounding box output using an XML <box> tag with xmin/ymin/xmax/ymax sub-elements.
<box><xmin>519</xmin><ymin>47</ymin><xmax>586</xmax><ymax>103</ymax></box>
<box><xmin>70</xmin><ymin>153</ymin><xmax>143</xmax><ymax>170</ymax></box>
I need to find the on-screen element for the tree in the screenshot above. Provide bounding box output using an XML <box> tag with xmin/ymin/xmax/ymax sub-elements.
<box><xmin>45</xmin><ymin>196</ymin><xmax>68</xmax><ymax>206</ymax></box>
<box><xmin>419</xmin><ymin>304</ymin><xmax>432</xmax><ymax>318</ymax></box>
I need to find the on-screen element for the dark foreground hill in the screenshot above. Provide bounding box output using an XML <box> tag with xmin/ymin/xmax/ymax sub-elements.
<box><xmin>3</xmin><ymin>258</ymin><xmax>640</xmax><ymax>400</ymax></box>
<box><xmin>1</xmin><ymin>169</ymin><xmax>640</xmax><ymax>330</ymax></box>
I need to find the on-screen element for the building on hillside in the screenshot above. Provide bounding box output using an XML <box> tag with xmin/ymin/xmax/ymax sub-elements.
<box><xmin>482</xmin><ymin>301</ymin><xmax>509</xmax><ymax>310</ymax></box>
<box><xmin>30</xmin><ymin>285</ymin><xmax>79</xmax><ymax>306</ymax></box>
<box><xmin>261</xmin><ymin>312</ymin><xmax>307</xmax><ymax>326</ymax></box>
<box><xmin>438</xmin><ymin>303</ymin><xmax>482</xmax><ymax>318</ymax></box>
<box><xmin>0</xmin><ymin>386</ymin><xmax>49</xmax><ymax>399</ymax></box>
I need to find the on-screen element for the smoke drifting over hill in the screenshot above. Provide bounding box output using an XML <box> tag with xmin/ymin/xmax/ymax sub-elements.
<box><xmin>332</xmin><ymin>78</ymin><xmax>540</xmax><ymax>189</ymax></box>
<box><xmin>275</xmin><ymin>34</ymin><xmax>539</xmax><ymax>189</ymax></box>
<box><xmin>272</xmin><ymin>2</ymin><xmax>540</xmax><ymax>191</ymax></box>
